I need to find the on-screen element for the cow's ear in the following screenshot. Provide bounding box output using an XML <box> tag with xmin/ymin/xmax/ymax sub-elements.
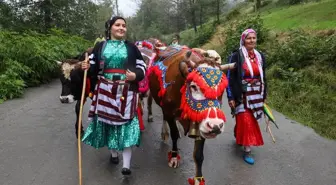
<box><xmin>179</xmin><ymin>61</ymin><xmax>190</xmax><ymax>78</ymax></box>
<box><xmin>179</xmin><ymin>51</ymin><xmax>196</xmax><ymax>78</ymax></box>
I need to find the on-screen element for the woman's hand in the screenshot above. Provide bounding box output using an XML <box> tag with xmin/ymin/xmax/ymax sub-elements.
<box><xmin>126</xmin><ymin>69</ymin><xmax>136</xmax><ymax>81</ymax></box>
<box><xmin>229</xmin><ymin>100</ymin><xmax>235</xmax><ymax>108</ymax></box>
<box><xmin>81</xmin><ymin>62</ymin><xmax>90</xmax><ymax>70</ymax></box>
<box><xmin>81</xmin><ymin>52</ymin><xmax>90</xmax><ymax>70</ymax></box>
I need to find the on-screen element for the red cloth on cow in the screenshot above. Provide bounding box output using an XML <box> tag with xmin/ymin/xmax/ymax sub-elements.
<box><xmin>85</xmin><ymin>78</ymin><xmax>91</xmax><ymax>97</ymax></box>
<box><xmin>137</xmin><ymin>105</ymin><xmax>145</xmax><ymax>131</ymax></box>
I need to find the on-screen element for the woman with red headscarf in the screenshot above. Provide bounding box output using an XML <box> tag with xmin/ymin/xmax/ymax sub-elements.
<box><xmin>226</xmin><ymin>29</ymin><xmax>267</xmax><ymax>165</ymax></box>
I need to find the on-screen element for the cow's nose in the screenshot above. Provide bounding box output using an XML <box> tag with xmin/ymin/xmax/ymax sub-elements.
<box><xmin>60</xmin><ymin>97</ymin><xmax>69</xmax><ymax>103</ymax></box>
<box><xmin>210</xmin><ymin>125</ymin><xmax>221</xmax><ymax>135</ymax></box>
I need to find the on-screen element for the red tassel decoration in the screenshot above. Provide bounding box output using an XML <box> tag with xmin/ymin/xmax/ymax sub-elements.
<box><xmin>168</xmin><ymin>151</ymin><xmax>181</xmax><ymax>161</ymax></box>
<box><xmin>85</xmin><ymin>77</ymin><xmax>91</xmax><ymax>97</ymax></box>
<box><xmin>188</xmin><ymin>177</ymin><xmax>206</xmax><ymax>185</ymax></box>
<box><xmin>137</xmin><ymin>105</ymin><xmax>145</xmax><ymax>131</ymax></box>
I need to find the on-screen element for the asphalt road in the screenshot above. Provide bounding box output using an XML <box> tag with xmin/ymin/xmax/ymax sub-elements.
<box><xmin>0</xmin><ymin>80</ymin><xmax>335</xmax><ymax>185</ymax></box>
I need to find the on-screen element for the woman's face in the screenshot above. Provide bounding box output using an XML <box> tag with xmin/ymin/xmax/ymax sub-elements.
<box><xmin>110</xmin><ymin>19</ymin><xmax>127</xmax><ymax>40</ymax></box>
<box><xmin>244</xmin><ymin>32</ymin><xmax>257</xmax><ymax>50</ymax></box>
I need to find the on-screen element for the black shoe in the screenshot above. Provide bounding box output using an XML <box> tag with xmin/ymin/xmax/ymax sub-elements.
<box><xmin>110</xmin><ymin>155</ymin><xmax>119</xmax><ymax>164</ymax></box>
<box><xmin>121</xmin><ymin>168</ymin><xmax>131</xmax><ymax>175</ymax></box>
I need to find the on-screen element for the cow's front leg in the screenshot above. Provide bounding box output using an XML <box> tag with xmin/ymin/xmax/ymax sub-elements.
<box><xmin>75</xmin><ymin>100</ymin><xmax>84</xmax><ymax>138</ymax></box>
<box><xmin>161</xmin><ymin>119</ymin><xmax>170</xmax><ymax>142</ymax></box>
<box><xmin>188</xmin><ymin>138</ymin><xmax>206</xmax><ymax>185</ymax></box>
<box><xmin>147</xmin><ymin>91</ymin><xmax>153</xmax><ymax>122</ymax></box>
<box><xmin>167</xmin><ymin>118</ymin><xmax>181</xmax><ymax>168</ymax></box>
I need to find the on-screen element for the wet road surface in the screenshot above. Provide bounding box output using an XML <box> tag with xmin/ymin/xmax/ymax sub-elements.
<box><xmin>0</xmin><ymin>80</ymin><xmax>335</xmax><ymax>185</ymax></box>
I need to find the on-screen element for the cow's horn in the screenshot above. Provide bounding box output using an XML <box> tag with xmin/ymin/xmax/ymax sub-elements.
<box><xmin>55</xmin><ymin>60</ymin><xmax>62</xmax><ymax>65</ymax></box>
<box><xmin>220</xmin><ymin>63</ymin><xmax>236</xmax><ymax>71</ymax></box>
<box><xmin>192</xmin><ymin>48</ymin><xmax>207</xmax><ymax>57</ymax></box>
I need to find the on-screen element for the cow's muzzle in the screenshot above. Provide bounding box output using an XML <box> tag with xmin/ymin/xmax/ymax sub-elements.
<box><xmin>199</xmin><ymin>118</ymin><xmax>225</xmax><ymax>139</ymax></box>
<box><xmin>59</xmin><ymin>95</ymin><xmax>74</xmax><ymax>104</ymax></box>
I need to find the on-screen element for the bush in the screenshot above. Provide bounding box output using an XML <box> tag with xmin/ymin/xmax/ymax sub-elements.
<box><xmin>0</xmin><ymin>29</ymin><xmax>91</xmax><ymax>102</ymax></box>
<box><xmin>266</xmin><ymin>29</ymin><xmax>336</xmax><ymax>69</ymax></box>
<box><xmin>264</xmin><ymin>30</ymin><xmax>336</xmax><ymax>139</ymax></box>
<box><xmin>0</xmin><ymin>59</ymin><xmax>31</xmax><ymax>101</ymax></box>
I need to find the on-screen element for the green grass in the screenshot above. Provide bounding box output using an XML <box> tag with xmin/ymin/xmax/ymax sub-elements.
<box><xmin>267</xmin><ymin>66</ymin><xmax>336</xmax><ymax>139</ymax></box>
<box><xmin>261</xmin><ymin>0</ymin><xmax>336</xmax><ymax>30</ymax></box>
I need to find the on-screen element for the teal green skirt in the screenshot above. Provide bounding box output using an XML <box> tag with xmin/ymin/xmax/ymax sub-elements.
<box><xmin>82</xmin><ymin>116</ymin><xmax>141</xmax><ymax>151</ymax></box>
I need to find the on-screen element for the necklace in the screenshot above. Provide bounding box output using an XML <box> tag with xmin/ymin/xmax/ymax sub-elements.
<box><xmin>248</xmin><ymin>52</ymin><xmax>255</xmax><ymax>62</ymax></box>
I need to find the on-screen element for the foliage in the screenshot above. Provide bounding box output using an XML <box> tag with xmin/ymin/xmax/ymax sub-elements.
<box><xmin>0</xmin><ymin>0</ymin><xmax>115</xmax><ymax>40</ymax></box>
<box><xmin>266</xmin><ymin>30</ymin><xmax>336</xmax><ymax>68</ymax></box>
<box><xmin>0</xmin><ymin>29</ymin><xmax>91</xmax><ymax>102</ymax></box>
<box><xmin>182</xmin><ymin>21</ymin><xmax>217</xmax><ymax>48</ymax></box>
<box><xmin>0</xmin><ymin>59</ymin><xmax>31</xmax><ymax>101</ymax></box>
<box><xmin>127</xmin><ymin>0</ymin><xmax>227</xmax><ymax>41</ymax></box>
<box><xmin>262</xmin><ymin>0</ymin><xmax>336</xmax><ymax>31</ymax></box>
<box><xmin>226</xmin><ymin>8</ymin><xmax>240</xmax><ymax>21</ymax></box>
<box><xmin>264</xmin><ymin>31</ymin><xmax>336</xmax><ymax>139</ymax></box>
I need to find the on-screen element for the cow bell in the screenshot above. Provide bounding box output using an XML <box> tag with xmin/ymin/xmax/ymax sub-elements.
<box><xmin>188</xmin><ymin>122</ymin><xmax>199</xmax><ymax>138</ymax></box>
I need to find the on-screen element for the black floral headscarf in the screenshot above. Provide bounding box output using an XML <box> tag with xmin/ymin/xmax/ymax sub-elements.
<box><xmin>105</xmin><ymin>16</ymin><xmax>126</xmax><ymax>40</ymax></box>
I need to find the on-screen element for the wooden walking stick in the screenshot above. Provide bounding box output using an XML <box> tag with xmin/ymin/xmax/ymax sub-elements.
<box><xmin>77</xmin><ymin>52</ymin><xmax>89</xmax><ymax>185</ymax></box>
<box><xmin>264</xmin><ymin>114</ymin><xmax>276</xmax><ymax>143</ymax></box>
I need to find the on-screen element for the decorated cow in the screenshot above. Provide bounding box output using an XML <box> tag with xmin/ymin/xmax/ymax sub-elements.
<box><xmin>148</xmin><ymin>46</ymin><xmax>235</xmax><ymax>185</ymax></box>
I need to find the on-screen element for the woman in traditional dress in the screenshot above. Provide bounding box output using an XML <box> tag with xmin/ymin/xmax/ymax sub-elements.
<box><xmin>81</xmin><ymin>16</ymin><xmax>146</xmax><ymax>175</ymax></box>
<box><xmin>226</xmin><ymin>28</ymin><xmax>267</xmax><ymax>165</ymax></box>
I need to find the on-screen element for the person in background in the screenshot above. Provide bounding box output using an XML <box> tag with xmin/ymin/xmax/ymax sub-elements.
<box><xmin>170</xmin><ymin>34</ymin><xmax>180</xmax><ymax>46</ymax></box>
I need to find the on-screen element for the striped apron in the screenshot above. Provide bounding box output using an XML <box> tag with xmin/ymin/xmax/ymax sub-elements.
<box><xmin>88</xmin><ymin>75</ymin><xmax>138</xmax><ymax>125</ymax></box>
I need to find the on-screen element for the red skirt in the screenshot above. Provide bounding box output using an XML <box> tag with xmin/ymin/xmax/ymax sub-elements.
<box><xmin>235</xmin><ymin>109</ymin><xmax>264</xmax><ymax>146</ymax></box>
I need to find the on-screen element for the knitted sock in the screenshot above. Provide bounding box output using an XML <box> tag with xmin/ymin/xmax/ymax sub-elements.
<box><xmin>110</xmin><ymin>149</ymin><xmax>118</xmax><ymax>158</ymax></box>
<box><xmin>122</xmin><ymin>147</ymin><xmax>132</xmax><ymax>169</ymax></box>
<box><xmin>244</xmin><ymin>146</ymin><xmax>251</xmax><ymax>152</ymax></box>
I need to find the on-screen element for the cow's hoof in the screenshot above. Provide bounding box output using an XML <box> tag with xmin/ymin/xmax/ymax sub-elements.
<box><xmin>148</xmin><ymin>116</ymin><xmax>153</xmax><ymax>122</ymax></box>
<box><xmin>168</xmin><ymin>151</ymin><xmax>181</xmax><ymax>168</ymax></box>
<box><xmin>188</xmin><ymin>177</ymin><xmax>205</xmax><ymax>185</ymax></box>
